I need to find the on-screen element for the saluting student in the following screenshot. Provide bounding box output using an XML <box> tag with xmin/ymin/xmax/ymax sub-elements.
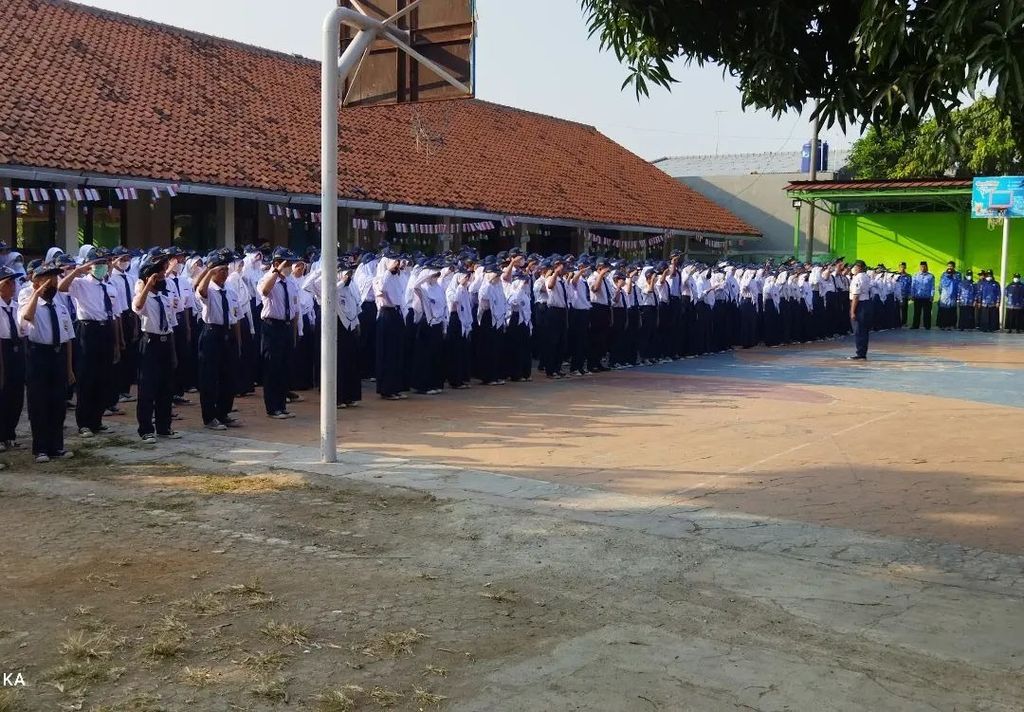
<box><xmin>133</xmin><ymin>251</ymin><xmax>180</xmax><ymax>444</ymax></box>
<box><xmin>335</xmin><ymin>260</ymin><xmax>363</xmax><ymax>407</ymax></box>
<box><xmin>0</xmin><ymin>267</ymin><xmax>25</xmax><ymax>452</ymax></box>
<box><xmin>59</xmin><ymin>246</ymin><xmax>119</xmax><ymax>439</ymax></box>
<box><xmin>258</xmin><ymin>247</ymin><xmax>301</xmax><ymax>418</ymax></box>
<box><xmin>195</xmin><ymin>249</ymin><xmax>243</xmax><ymax>431</ymax></box>
<box><xmin>374</xmin><ymin>252</ymin><xmax>407</xmax><ymax>400</ymax></box>
<box><xmin>18</xmin><ymin>261</ymin><xmax>76</xmax><ymax>462</ymax></box>
<box><xmin>109</xmin><ymin>247</ymin><xmax>139</xmax><ymax>406</ymax></box>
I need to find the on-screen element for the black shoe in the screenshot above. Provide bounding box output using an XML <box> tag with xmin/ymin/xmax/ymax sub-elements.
<box><xmin>846</xmin><ymin>355</ymin><xmax>867</xmax><ymax>361</ymax></box>
<box><xmin>172</xmin><ymin>396</ymin><xmax>191</xmax><ymax>406</ymax></box>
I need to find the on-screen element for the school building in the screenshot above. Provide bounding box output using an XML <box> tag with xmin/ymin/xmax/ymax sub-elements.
<box><xmin>0</xmin><ymin>0</ymin><xmax>759</xmax><ymax>261</ymax></box>
<box><xmin>785</xmin><ymin>179</ymin><xmax>1024</xmax><ymax>277</ymax></box>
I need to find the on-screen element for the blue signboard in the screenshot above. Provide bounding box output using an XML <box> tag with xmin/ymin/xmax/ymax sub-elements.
<box><xmin>971</xmin><ymin>176</ymin><xmax>1024</xmax><ymax>218</ymax></box>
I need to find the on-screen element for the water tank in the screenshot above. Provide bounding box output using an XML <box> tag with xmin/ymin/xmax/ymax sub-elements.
<box><xmin>800</xmin><ymin>141</ymin><xmax>830</xmax><ymax>173</ymax></box>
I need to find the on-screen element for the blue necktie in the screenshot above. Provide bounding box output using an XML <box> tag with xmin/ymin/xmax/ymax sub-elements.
<box><xmin>3</xmin><ymin>306</ymin><xmax>16</xmax><ymax>339</ymax></box>
<box><xmin>282</xmin><ymin>280</ymin><xmax>291</xmax><ymax>320</ymax></box>
<box><xmin>121</xmin><ymin>274</ymin><xmax>131</xmax><ymax>306</ymax></box>
<box><xmin>46</xmin><ymin>302</ymin><xmax>60</xmax><ymax>346</ymax></box>
<box><xmin>101</xmin><ymin>282</ymin><xmax>113</xmax><ymax>320</ymax></box>
<box><xmin>219</xmin><ymin>288</ymin><xmax>230</xmax><ymax>326</ymax></box>
<box><xmin>156</xmin><ymin>296</ymin><xmax>168</xmax><ymax>333</ymax></box>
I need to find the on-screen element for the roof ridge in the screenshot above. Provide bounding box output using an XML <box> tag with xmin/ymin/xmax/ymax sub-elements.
<box><xmin>46</xmin><ymin>0</ymin><xmax>318</xmax><ymax>66</ymax></box>
<box><xmin>345</xmin><ymin>96</ymin><xmax>598</xmax><ymax>131</ymax></box>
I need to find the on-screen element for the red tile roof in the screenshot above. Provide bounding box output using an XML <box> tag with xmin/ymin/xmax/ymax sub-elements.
<box><xmin>786</xmin><ymin>179</ymin><xmax>973</xmax><ymax>192</ymax></box>
<box><xmin>0</xmin><ymin>0</ymin><xmax>759</xmax><ymax>237</ymax></box>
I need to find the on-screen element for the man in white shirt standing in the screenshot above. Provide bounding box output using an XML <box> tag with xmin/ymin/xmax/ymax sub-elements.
<box><xmin>0</xmin><ymin>267</ymin><xmax>25</xmax><ymax>452</ymax></box>
<box><xmin>848</xmin><ymin>260</ymin><xmax>872</xmax><ymax>361</ymax></box>
<box><xmin>258</xmin><ymin>247</ymin><xmax>300</xmax><ymax>419</ymax></box>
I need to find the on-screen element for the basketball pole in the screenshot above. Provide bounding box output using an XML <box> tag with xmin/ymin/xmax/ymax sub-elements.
<box><xmin>1000</xmin><ymin>213</ymin><xmax>1010</xmax><ymax>328</ymax></box>
<box><xmin>320</xmin><ymin>4</ymin><xmax>473</xmax><ymax>464</ymax></box>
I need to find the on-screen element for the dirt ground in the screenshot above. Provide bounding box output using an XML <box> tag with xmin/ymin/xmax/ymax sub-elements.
<box><xmin>1</xmin><ymin>441</ymin><xmax>1023</xmax><ymax>712</ymax></box>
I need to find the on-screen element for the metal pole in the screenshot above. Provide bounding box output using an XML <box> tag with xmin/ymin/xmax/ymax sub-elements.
<box><xmin>320</xmin><ymin>8</ymin><xmax>380</xmax><ymax>464</ymax></box>
<box><xmin>805</xmin><ymin>101</ymin><xmax>820</xmax><ymax>264</ymax></box>
<box><xmin>1000</xmin><ymin>214</ymin><xmax>1010</xmax><ymax>328</ymax></box>
<box><xmin>793</xmin><ymin>204</ymin><xmax>802</xmax><ymax>259</ymax></box>
<box><xmin>320</xmin><ymin>11</ymin><xmax>342</xmax><ymax>464</ymax></box>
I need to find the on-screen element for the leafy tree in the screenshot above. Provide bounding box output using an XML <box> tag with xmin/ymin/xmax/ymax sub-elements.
<box><xmin>846</xmin><ymin>97</ymin><xmax>1023</xmax><ymax>178</ymax></box>
<box><xmin>581</xmin><ymin>0</ymin><xmax>1024</xmax><ymax>145</ymax></box>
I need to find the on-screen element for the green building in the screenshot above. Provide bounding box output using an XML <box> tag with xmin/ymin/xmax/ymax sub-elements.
<box><xmin>785</xmin><ymin>179</ymin><xmax>1023</xmax><ymax>279</ymax></box>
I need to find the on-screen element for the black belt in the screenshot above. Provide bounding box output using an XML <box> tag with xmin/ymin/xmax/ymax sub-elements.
<box><xmin>80</xmin><ymin>319</ymin><xmax>114</xmax><ymax>326</ymax></box>
<box><xmin>141</xmin><ymin>332</ymin><xmax>172</xmax><ymax>342</ymax></box>
<box><xmin>28</xmin><ymin>342</ymin><xmax>65</xmax><ymax>353</ymax></box>
<box><xmin>379</xmin><ymin>305</ymin><xmax>398</xmax><ymax>311</ymax></box>
<box><xmin>204</xmin><ymin>323</ymin><xmax>230</xmax><ymax>330</ymax></box>
<box><xmin>264</xmin><ymin>318</ymin><xmax>291</xmax><ymax>324</ymax></box>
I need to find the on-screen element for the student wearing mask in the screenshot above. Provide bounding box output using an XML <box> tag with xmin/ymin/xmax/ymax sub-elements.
<box><xmin>334</xmin><ymin>260</ymin><xmax>363</xmax><ymax>407</ymax></box>
<box><xmin>937</xmin><ymin>261</ymin><xmax>960</xmax><ymax>330</ymax></box>
<box><xmin>109</xmin><ymin>247</ymin><xmax>139</xmax><ymax>405</ymax></box>
<box><xmin>59</xmin><ymin>247</ymin><xmax>119</xmax><ymax>439</ymax></box>
<box><xmin>977</xmin><ymin>270</ymin><xmax>1001</xmax><ymax>332</ymax></box>
<box><xmin>910</xmin><ymin>261</ymin><xmax>935</xmax><ymax>330</ymax></box>
<box><xmin>1004</xmin><ymin>273</ymin><xmax>1023</xmax><ymax>333</ymax></box>
<box><xmin>163</xmin><ymin>247</ymin><xmax>196</xmax><ymax>405</ymax></box>
<box><xmin>957</xmin><ymin>271</ymin><xmax>977</xmax><ymax>331</ymax></box>
<box><xmin>258</xmin><ymin>247</ymin><xmax>301</xmax><ymax>418</ymax></box>
<box><xmin>18</xmin><ymin>261</ymin><xmax>76</xmax><ymax>462</ymax></box>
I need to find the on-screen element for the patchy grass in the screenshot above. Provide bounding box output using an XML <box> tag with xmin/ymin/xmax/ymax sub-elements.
<box><xmin>412</xmin><ymin>688</ymin><xmax>448</xmax><ymax>708</ymax></box>
<box><xmin>220</xmin><ymin>578</ymin><xmax>277</xmax><ymax>609</ymax></box>
<box><xmin>92</xmin><ymin>693</ymin><xmax>164</xmax><ymax>712</ymax></box>
<box><xmin>423</xmin><ymin>664</ymin><xmax>448</xmax><ymax>678</ymax></box>
<box><xmin>260</xmin><ymin>620</ymin><xmax>310</xmax><ymax>646</ymax></box>
<box><xmin>313</xmin><ymin>688</ymin><xmax>362</xmax><ymax>712</ymax></box>
<box><xmin>361</xmin><ymin>629</ymin><xmax>429</xmax><ymax>659</ymax></box>
<box><xmin>58</xmin><ymin>630</ymin><xmax>113</xmax><ymax>660</ymax></box>
<box><xmin>180</xmin><ymin>666</ymin><xmax>214</xmax><ymax>688</ymax></box>
<box><xmin>143</xmin><ymin>615</ymin><xmax>192</xmax><ymax>659</ymax></box>
<box><xmin>0</xmin><ymin>690</ymin><xmax>20</xmax><ymax>712</ymax></box>
<box><xmin>369</xmin><ymin>686</ymin><xmax>403</xmax><ymax>708</ymax></box>
<box><xmin>238</xmin><ymin>649</ymin><xmax>291</xmax><ymax>674</ymax></box>
<box><xmin>182</xmin><ymin>591</ymin><xmax>228</xmax><ymax>616</ymax></box>
<box><xmin>192</xmin><ymin>473</ymin><xmax>307</xmax><ymax>495</ymax></box>
<box><xmin>250</xmin><ymin>676</ymin><xmax>289</xmax><ymax>702</ymax></box>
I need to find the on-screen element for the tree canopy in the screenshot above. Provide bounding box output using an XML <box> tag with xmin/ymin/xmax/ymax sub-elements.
<box><xmin>580</xmin><ymin>0</ymin><xmax>1024</xmax><ymax>145</ymax></box>
<box><xmin>846</xmin><ymin>97</ymin><xmax>1024</xmax><ymax>178</ymax></box>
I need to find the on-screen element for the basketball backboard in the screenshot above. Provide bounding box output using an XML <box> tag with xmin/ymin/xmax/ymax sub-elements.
<box><xmin>338</xmin><ymin>0</ymin><xmax>475</xmax><ymax>106</ymax></box>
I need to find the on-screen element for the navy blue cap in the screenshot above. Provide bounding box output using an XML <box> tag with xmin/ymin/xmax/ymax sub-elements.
<box><xmin>33</xmin><ymin>261</ymin><xmax>63</xmax><ymax>278</ymax></box>
<box><xmin>271</xmin><ymin>246</ymin><xmax>298</xmax><ymax>262</ymax></box>
<box><xmin>483</xmin><ymin>264</ymin><xmax>501</xmax><ymax>274</ymax></box>
<box><xmin>0</xmin><ymin>266</ymin><xmax>16</xmax><ymax>283</ymax></box>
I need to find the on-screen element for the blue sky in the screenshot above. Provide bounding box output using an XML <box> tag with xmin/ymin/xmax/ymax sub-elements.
<box><xmin>75</xmin><ymin>0</ymin><xmax>856</xmax><ymax>160</ymax></box>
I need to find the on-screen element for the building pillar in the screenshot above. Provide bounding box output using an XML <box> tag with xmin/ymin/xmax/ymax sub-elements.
<box><xmin>0</xmin><ymin>178</ymin><xmax>12</xmax><ymax>247</ymax></box>
<box><xmin>338</xmin><ymin>206</ymin><xmax>352</xmax><ymax>251</ymax></box>
<box><xmin>518</xmin><ymin>223</ymin><xmax>529</xmax><ymax>252</ymax></box>
<box><xmin>439</xmin><ymin>217</ymin><xmax>453</xmax><ymax>253</ymax></box>
<box><xmin>58</xmin><ymin>184</ymin><xmax>79</xmax><ymax>253</ymax></box>
<box><xmin>216</xmin><ymin>196</ymin><xmax>236</xmax><ymax>249</ymax></box>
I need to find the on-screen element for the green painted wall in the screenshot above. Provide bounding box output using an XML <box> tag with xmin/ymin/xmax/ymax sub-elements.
<box><xmin>833</xmin><ymin>211</ymin><xmax>1024</xmax><ymax>279</ymax></box>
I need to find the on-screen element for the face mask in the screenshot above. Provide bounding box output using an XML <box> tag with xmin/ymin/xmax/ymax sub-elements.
<box><xmin>1014</xmin><ymin>278</ymin><xmax>1020</xmax><ymax>284</ymax></box>
<box><xmin>987</xmin><ymin>277</ymin><xmax>993</xmax><ymax>281</ymax></box>
<box><xmin>91</xmin><ymin>264</ymin><xmax>109</xmax><ymax>280</ymax></box>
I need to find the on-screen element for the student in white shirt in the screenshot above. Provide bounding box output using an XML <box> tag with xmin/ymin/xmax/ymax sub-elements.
<box><xmin>19</xmin><ymin>261</ymin><xmax>76</xmax><ymax>462</ymax></box>
<box><xmin>133</xmin><ymin>251</ymin><xmax>180</xmax><ymax>443</ymax></box>
<box><xmin>59</xmin><ymin>246</ymin><xmax>119</xmax><ymax>439</ymax></box>
<box><xmin>0</xmin><ymin>267</ymin><xmax>25</xmax><ymax>452</ymax></box>
<box><xmin>258</xmin><ymin>247</ymin><xmax>300</xmax><ymax>418</ymax></box>
<box><xmin>195</xmin><ymin>249</ymin><xmax>243</xmax><ymax>431</ymax></box>
<box><xmin>848</xmin><ymin>260</ymin><xmax>872</xmax><ymax>360</ymax></box>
